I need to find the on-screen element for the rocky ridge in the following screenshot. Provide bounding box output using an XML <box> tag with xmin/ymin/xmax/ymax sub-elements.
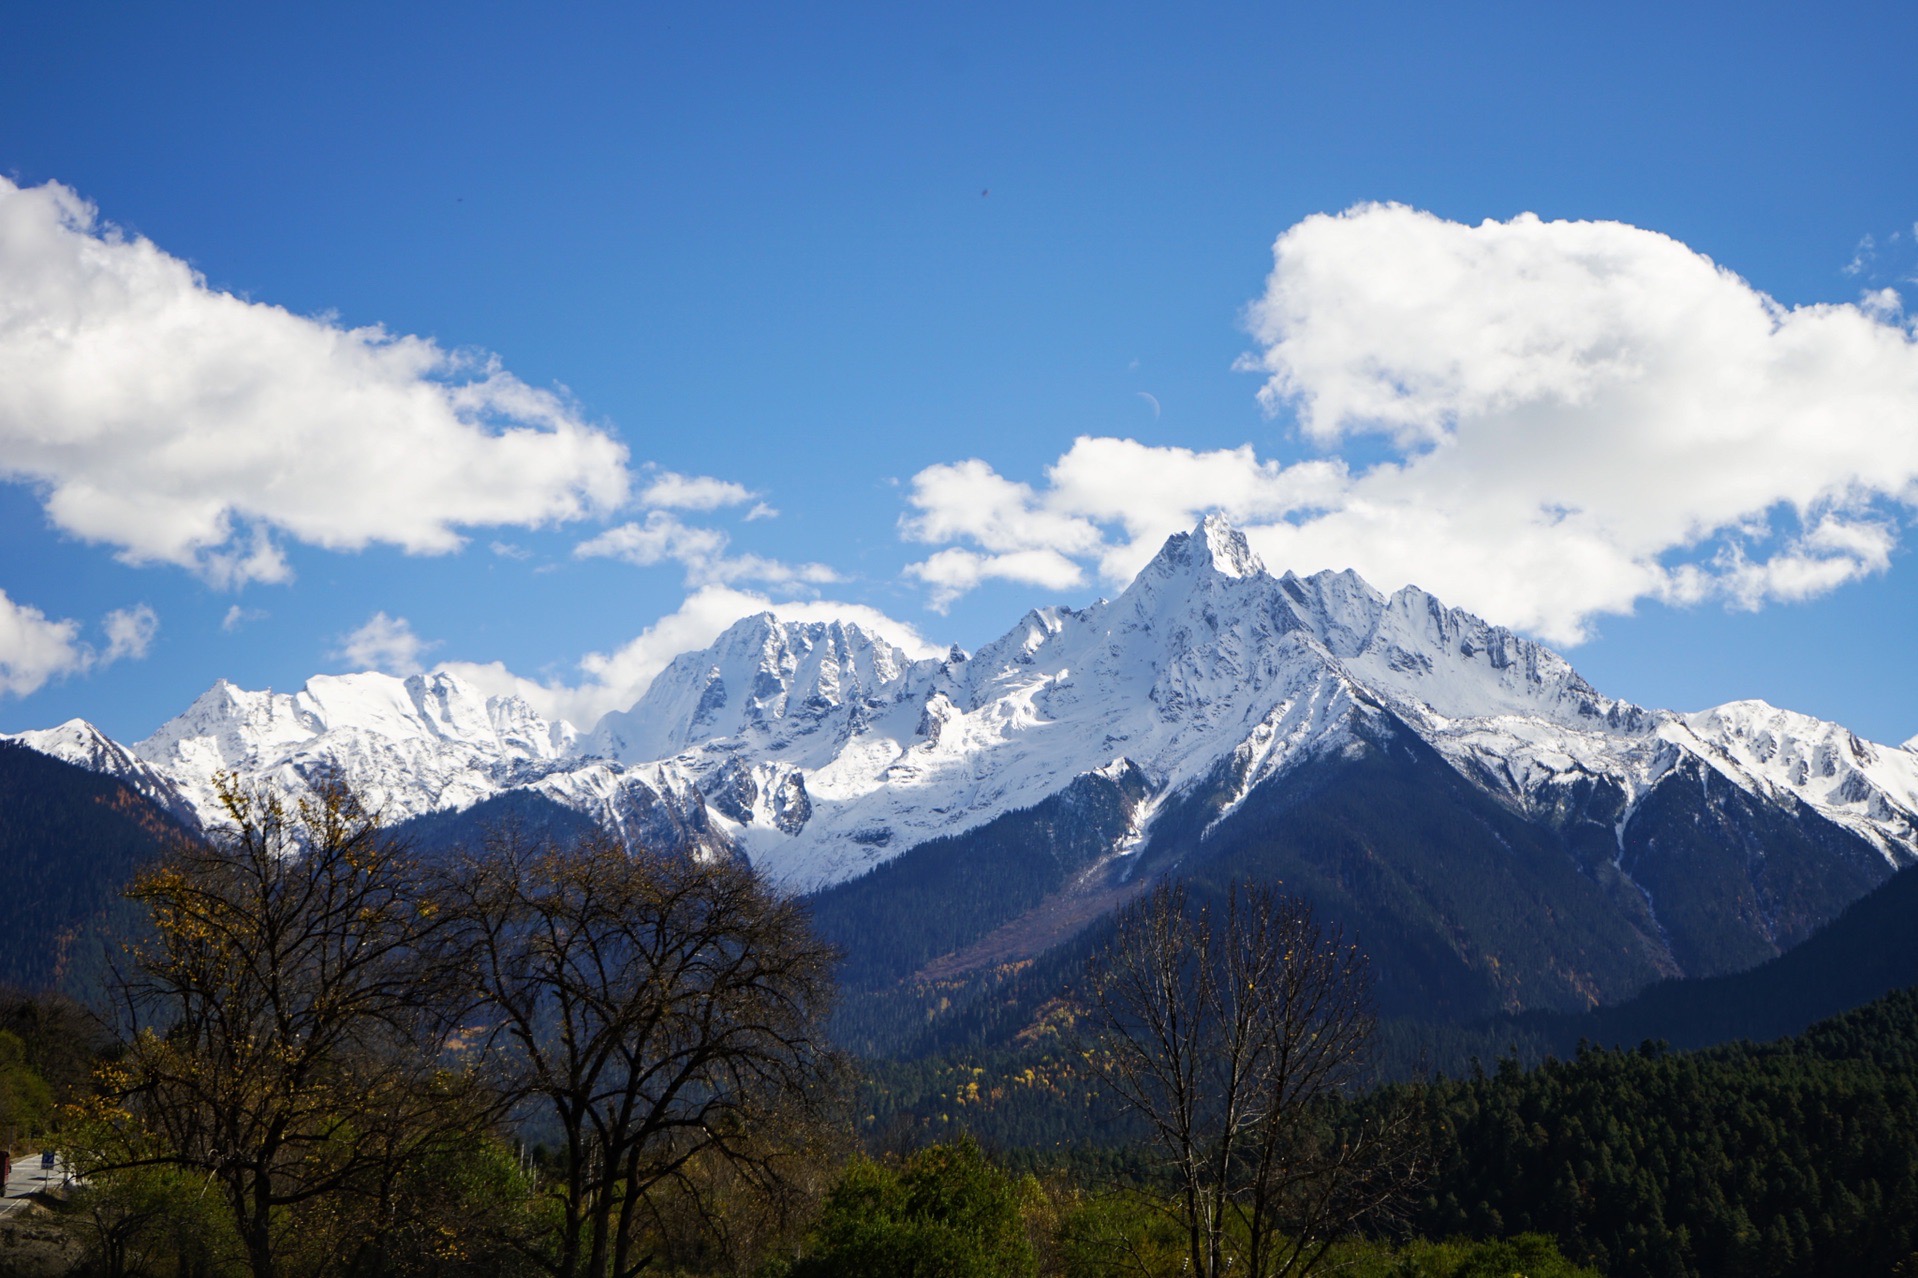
<box><xmin>11</xmin><ymin>516</ymin><xmax>1917</xmax><ymax>905</ymax></box>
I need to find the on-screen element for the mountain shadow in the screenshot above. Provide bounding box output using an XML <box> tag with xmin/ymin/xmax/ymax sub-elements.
<box><xmin>819</xmin><ymin>713</ymin><xmax>1905</xmax><ymax>1057</ymax></box>
<box><xmin>390</xmin><ymin>788</ymin><xmax>602</xmax><ymax>858</ymax></box>
<box><xmin>1415</xmin><ymin>859</ymin><xmax>1918</xmax><ymax>1072</ymax></box>
<box><xmin>0</xmin><ymin>741</ymin><xmax>189</xmax><ymax>997</ymax></box>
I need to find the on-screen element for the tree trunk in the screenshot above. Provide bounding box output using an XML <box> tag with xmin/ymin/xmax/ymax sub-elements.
<box><xmin>247</xmin><ymin>1173</ymin><xmax>277</xmax><ymax>1278</ymax></box>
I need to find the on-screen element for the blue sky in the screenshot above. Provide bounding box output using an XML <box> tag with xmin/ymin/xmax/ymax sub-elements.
<box><xmin>3</xmin><ymin>1</ymin><xmax>1917</xmax><ymax>744</ymax></box>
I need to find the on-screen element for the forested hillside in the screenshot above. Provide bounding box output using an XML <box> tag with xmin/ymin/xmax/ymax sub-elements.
<box><xmin>0</xmin><ymin>743</ymin><xmax>184</xmax><ymax>994</ymax></box>
<box><xmin>862</xmin><ymin>986</ymin><xmax>1918</xmax><ymax>1277</ymax></box>
<box><xmin>1371</xmin><ymin>860</ymin><xmax>1918</xmax><ymax>1077</ymax></box>
<box><xmin>1393</xmin><ymin>987</ymin><xmax>1918</xmax><ymax>1276</ymax></box>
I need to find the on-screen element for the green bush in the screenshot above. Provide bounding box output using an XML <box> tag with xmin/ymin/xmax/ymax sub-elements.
<box><xmin>1354</xmin><ymin>1234</ymin><xmax>1603</xmax><ymax>1277</ymax></box>
<box><xmin>1051</xmin><ymin>1190</ymin><xmax>1184</xmax><ymax>1278</ymax></box>
<box><xmin>0</xmin><ymin>1028</ymin><xmax>54</xmax><ymax>1146</ymax></box>
<box><xmin>1049</xmin><ymin>1189</ymin><xmax>1594</xmax><ymax>1278</ymax></box>
<box><xmin>787</xmin><ymin>1139</ymin><xmax>1035</xmax><ymax>1278</ymax></box>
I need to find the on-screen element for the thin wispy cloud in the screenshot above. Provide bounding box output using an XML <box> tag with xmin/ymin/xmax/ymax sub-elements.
<box><xmin>577</xmin><ymin>511</ymin><xmax>839</xmax><ymax>591</ymax></box>
<box><xmin>638</xmin><ymin>470</ymin><xmax>759</xmax><ymax>511</ymax></box>
<box><xmin>1844</xmin><ymin>234</ymin><xmax>1877</xmax><ymax>277</ymax></box>
<box><xmin>222</xmin><ymin>604</ymin><xmax>267</xmax><ymax>632</ymax></box>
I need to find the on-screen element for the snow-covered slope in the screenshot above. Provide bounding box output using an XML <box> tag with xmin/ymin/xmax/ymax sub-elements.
<box><xmin>579</xmin><ymin>519</ymin><xmax>1391</xmax><ymax>886</ymax></box>
<box><xmin>1676</xmin><ymin>701</ymin><xmax>1918</xmax><ymax>860</ymax></box>
<box><xmin>2</xmin><ymin>718</ymin><xmax>198</xmax><ymax>824</ymax></box>
<box><xmin>131</xmin><ymin>672</ymin><xmax>580</xmax><ymax>822</ymax></box>
<box><xmin>579</xmin><ymin>517</ymin><xmax>1918</xmax><ymax>891</ymax></box>
<box><xmin>3</xmin><ymin>672</ymin><xmax>726</xmax><ymax>861</ymax></box>
<box><xmin>10</xmin><ymin>516</ymin><xmax>1917</xmax><ymax>901</ymax></box>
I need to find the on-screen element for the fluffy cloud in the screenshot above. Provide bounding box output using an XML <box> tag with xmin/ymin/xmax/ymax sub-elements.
<box><xmin>901</xmin><ymin>460</ymin><xmax>1104</xmax><ymax>557</ymax></box>
<box><xmin>904</xmin><ymin>546</ymin><xmax>1089</xmax><ymax>612</ymax></box>
<box><xmin>898</xmin><ymin>460</ymin><xmax>1104</xmax><ymax>609</ymax></box>
<box><xmin>440</xmin><ymin>585</ymin><xmax>942</xmax><ymax>728</ymax></box>
<box><xmin>0</xmin><ymin>591</ymin><xmax>88</xmax><ymax>698</ymax></box>
<box><xmin>576</xmin><ymin>511</ymin><xmax>839</xmax><ymax>590</ymax></box>
<box><xmin>577</xmin><ymin>466</ymin><xmax>822</xmax><ymax>589</ymax></box>
<box><xmin>0</xmin><ymin>177</ymin><xmax>631</xmax><ymax>585</ymax></box>
<box><xmin>904</xmin><ymin>205</ymin><xmax>1918</xmax><ymax>643</ymax></box>
<box><xmin>0</xmin><ymin>591</ymin><xmax>157</xmax><ymax>697</ymax></box>
<box><xmin>334</xmin><ymin>612</ymin><xmax>435</xmax><ymax>675</ymax></box>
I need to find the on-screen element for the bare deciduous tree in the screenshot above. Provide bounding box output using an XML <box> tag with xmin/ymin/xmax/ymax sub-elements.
<box><xmin>84</xmin><ymin>778</ymin><xmax>469</xmax><ymax>1278</ymax></box>
<box><xmin>444</xmin><ymin>831</ymin><xmax>840</xmax><ymax>1278</ymax></box>
<box><xmin>1086</xmin><ymin>880</ymin><xmax>1418</xmax><ymax>1278</ymax></box>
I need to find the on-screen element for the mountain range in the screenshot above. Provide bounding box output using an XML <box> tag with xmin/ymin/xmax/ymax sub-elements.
<box><xmin>9</xmin><ymin>516</ymin><xmax>1916</xmax><ymax>1028</ymax></box>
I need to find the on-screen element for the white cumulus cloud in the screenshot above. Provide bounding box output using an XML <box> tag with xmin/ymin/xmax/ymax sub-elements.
<box><xmin>898</xmin><ymin>458</ymin><xmax>1108</xmax><ymax>610</ymax></box>
<box><xmin>904</xmin><ymin>546</ymin><xmax>1089</xmax><ymax>612</ymax></box>
<box><xmin>0</xmin><ymin>591</ymin><xmax>88</xmax><ymax>698</ymax></box>
<box><xmin>0</xmin><ymin>176</ymin><xmax>632</xmax><ymax>586</ymax></box>
<box><xmin>903</xmin><ymin>205</ymin><xmax>1918</xmax><ymax>644</ymax></box>
<box><xmin>440</xmin><ymin>585</ymin><xmax>942</xmax><ymax>728</ymax></box>
<box><xmin>0</xmin><ymin>590</ymin><xmax>158</xmax><ymax>697</ymax></box>
<box><xmin>334</xmin><ymin>612</ymin><xmax>435</xmax><ymax>675</ymax></box>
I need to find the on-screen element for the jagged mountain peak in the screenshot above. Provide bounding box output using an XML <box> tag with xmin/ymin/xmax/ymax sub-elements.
<box><xmin>1277</xmin><ymin>568</ymin><xmax>1388</xmax><ymax>657</ymax></box>
<box><xmin>1097</xmin><ymin>518</ymin><xmax>1615</xmax><ymax>730</ymax></box>
<box><xmin>12</xmin><ymin>716</ymin><xmax>121</xmax><ymax>756</ymax></box>
<box><xmin>1681</xmin><ymin>699</ymin><xmax>1918</xmax><ymax>832</ymax></box>
<box><xmin>142</xmin><ymin>669</ymin><xmax>568</xmax><ymax>759</ymax></box>
<box><xmin>125</xmin><ymin>667</ymin><xmax>580</xmax><ymax>823</ymax></box>
<box><xmin>10</xmin><ymin>718</ymin><xmax>154</xmax><ymax>787</ymax></box>
<box><xmin>1346</xmin><ymin>581</ymin><xmax>1616</xmax><ymax>724</ymax></box>
<box><xmin>1098</xmin><ymin>523</ymin><xmax>1291</xmax><ymax>657</ymax></box>
<box><xmin>1691</xmin><ymin>698</ymin><xmax>1864</xmax><ymax>743</ymax></box>
<box><xmin>2</xmin><ymin>716</ymin><xmax>199</xmax><ymax>825</ymax></box>
<box><xmin>1196</xmin><ymin>512</ymin><xmax>1265</xmax><ymax>578</ymax></box>
<box><xmin>1126</xmin><ymin>516</ymin><xmax>1266</xmax><ymax>598</ymax></box>
<box><xmin>588</xmin><ymin>609</ymin><xmax>938</xmax><ymax>766</ymax></box>
<box><xmin>693</xmin><ymin>609</ymin><xmax>923</xmax><ymax>678</ymax></box>
<box><xmin>959</xmin><ymin>605</ymin><xmax>1087</xmax><ymax>684</ymax></box>
<box><xmin>15</xmin><ymin>514</ymin><xmax>1918</xmax><ymax>911</ymax></box>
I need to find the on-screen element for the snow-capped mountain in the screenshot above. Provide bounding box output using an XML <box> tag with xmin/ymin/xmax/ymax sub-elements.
<box><xmin>135</xmin><ymin>672</ymin><xmax>578</xmax><ymax>818</ymax></box>
<box><xmin>593</xmin><ymin>519</ymin><xmax>1387</xmax><ymax>886</ymax></box>
<box><xmin>5</xmin><ymin>717</ymin><xmax>199</xmax><ymax>825</ymax></box>
<box><xmin>9</xmin><ymin>516</ymin><xmax>1916</xmax><ymax>1017</ymax></box>
<box><xmin>586</xmin><ymin>517</ymin><xmax>1918</xmax><ymax>893</ymax></box>
<box><xmin>13</xmin><ymin>670</ymin><xmax>730</xmax><ymax>861</ymax></box>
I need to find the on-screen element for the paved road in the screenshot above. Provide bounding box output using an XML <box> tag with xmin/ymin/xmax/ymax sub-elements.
<box><xmin>0</xmin><ymin>1151</ymin><xmax>68</xmax><ymax>1218</ymax></box>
